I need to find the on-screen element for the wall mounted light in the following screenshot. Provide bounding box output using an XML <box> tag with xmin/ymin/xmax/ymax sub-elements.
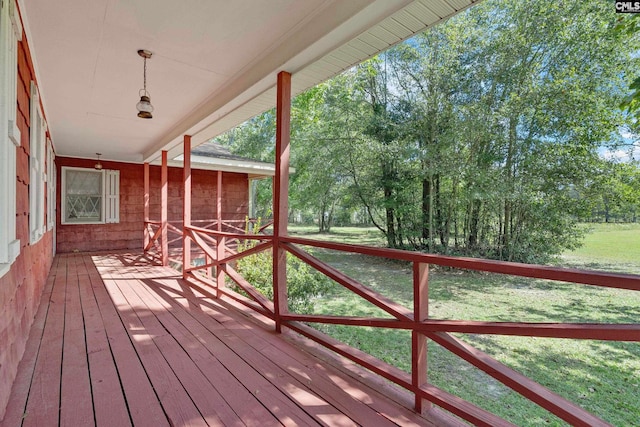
<box><xmin>136</xmin><ymin>49</ymin><xmax>154</xmax><ymax>119</ymax></box>
<box><xmin>95</xmin><ymin>153</ymin><xmax>103</xmax><ymax>170</ymax></box>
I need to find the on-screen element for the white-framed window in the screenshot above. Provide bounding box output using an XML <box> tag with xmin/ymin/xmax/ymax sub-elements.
<box><xmin>61</xmin><ymin>167</ymin><xmax>119</xmax><ymax>225</ymax></box>
<box><xmin>29</xmin><ymin>81</ymin><xmax>46</xmax><ymax>243</ymax></box>
<box><xmin>46</xmin><ymin>140</ymin><xmax>55</xmax><ymax>230</ymax></box>
<box><xmin>0</xmin><ymin>0</ymin><xmax>22</xmax><ymax>272</ymax></box>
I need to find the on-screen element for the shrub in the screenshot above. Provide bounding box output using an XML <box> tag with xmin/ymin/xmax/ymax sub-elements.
<box><xmin>235</xmin><ymin>219</ymin><xmax>331</xmax><ymax>314</ymax></box>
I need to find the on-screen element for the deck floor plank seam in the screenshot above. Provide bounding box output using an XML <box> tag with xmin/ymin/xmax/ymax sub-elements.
<box><xmin>226</xmin><ymin>311</ymin><xmax>431</xmax><ymax>426</ymax></box>
<box><xmin>182</xmin><ymin>284</ymin><xmax>394</xmax><ymax>426</ymax></box>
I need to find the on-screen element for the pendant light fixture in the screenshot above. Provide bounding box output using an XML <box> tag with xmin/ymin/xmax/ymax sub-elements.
<box><xmin>136</xmin><ymin>49</ymin><xmax>154</xmax><ymax>119</ymax></box>
<box><xmin>94</xmin><ymin>153</ymin><xmax>103</xmax><ymax>170</ymax></box>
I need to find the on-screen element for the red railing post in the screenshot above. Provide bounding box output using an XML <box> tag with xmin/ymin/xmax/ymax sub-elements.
<box><xmin>161</xmin><ymin>150</ymin><xmax>168</xmax><ymax>266</ymax></box>
<box><xmin>143</xmin><ymin>162</ymin><xmax>150</xmax><ymax>251</ymax></box>
<box><xmin>273</xmin><ymin>71</ymin><xmax>291</xmax><ymax>333</ymax></box>
<box><xmin>216</xmin><ymin>170</ymin><xmax>226</xmax><ymax>297</ymax></box>
<box><xmin>413</xmin><ymin>262</ymin><xmax>430</xmax><ymax>413</ymax></box>
<box><xmin>183</xmin><ymin>135</ymin><xmax>191</xmax><ymax>278</ymax></box>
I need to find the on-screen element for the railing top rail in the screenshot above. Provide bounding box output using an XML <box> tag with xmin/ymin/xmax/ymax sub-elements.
<box><xmin>281</xmin><ymin>236</ymin><xmax>640</xmax><ymax>292</ymax></box>
<box><xmin>186</xmin><ymin>224</ymin><xmax>273</xmax><ymax>241</ymax></box>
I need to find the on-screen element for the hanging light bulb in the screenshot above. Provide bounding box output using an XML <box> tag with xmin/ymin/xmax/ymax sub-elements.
<box><xmin>95</xmin><ymin>153</ymin><xmax>103</xmax><ymax>170</ymax></box>
<box><xmin>136</xmin><ymin>49</ymin><xmax>154</xmax><ymax>119</ymax></box>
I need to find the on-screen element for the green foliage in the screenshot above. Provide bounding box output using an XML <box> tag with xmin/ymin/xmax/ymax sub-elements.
<box><xmin>235</xmin><ymin>221</ymin><xmax>331</xmax><ymax>313</ymax></box>
<box><xmin>216</xmin><ymin>0</ymin><xmax>640</xmax><ymax>263</ymax></box>
<box><xmin>341</xmin><ymin>0</ymin><xmax>637</xmax><ymax>261</ymax></box>
<box><xmin>616</xmin><ymin>15</ymin><xmax>640</xmax><ymax>127</ymax></box>
<box><xmin>582</xmin><ymin>159</ymin><xmax>640</xmax><ymax>223</ymax></box>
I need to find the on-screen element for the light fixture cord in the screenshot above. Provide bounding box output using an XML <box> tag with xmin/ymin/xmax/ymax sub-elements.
<box><xmin>143</xmin><ymin>57</ymin><xmax>147</xmax><ymax>93</ymax></box>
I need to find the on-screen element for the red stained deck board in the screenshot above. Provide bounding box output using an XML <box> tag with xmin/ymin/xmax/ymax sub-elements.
<box><xmin>159</xmin><ymin>276</ymin><xmax>435</xmax><ymax>427</ymax></box>
<box><xmin>259</xmin><ymin>333</ymin><xmax>429</xmax><ymax>427</ymax></box>
<box><xmin>102</xmin><ymin>278</ymin><xmax>208</xmax><ymax>427</ymax></box>
<box><xmin>111</xmin><ymin>277</ymin><xmax>238</xmax><ymax>426</ymax></box>
<box><xmin>256</xmin><ymin>336</ymin><xmax>408</xmax><ymax>426</ymax></box>
<box><xmin>4</xmin><ymin>252</ymin><xmax>440</xmax><ymax>427</ymax></box>
<box><xmin>59</xmin><ymin>255</ymin><xmax>94</xmax><ymax>426</ymax></box>
<box><xmin>123</xmin><ymin>264</ymin><xmax>346</xmax><ymax>426</ymax></box>
<box><xmin>230</xmin><ymin>317</ymin><xmax>430</xmax><ymax>426</ymax></box>
<box><xmin>180</xmin><ymin>316</ymin><xmax>353</xmax><ymax>426</ymax></box>
<box><xmin>143</xmin><ymin>276</ymin><xmax>399</xmax><ymax>427</ymax></box>
<box><xmin>87</xmin><ymin>263</ymin><xmax>168</xmax><ymax>427</ymax></box>
<box><xmin>1</xmin><ymin>258</ymin><xmax>58</xmax><ymax>427</ymax></box>
<box><xmin>78</xmin><ymin>256</ymin><xmax>131</xmax><ymax>427</ymax></box>
<box><xmin>22</xmin><ymin>261</ymin><xmax>66</xmax><ymax>427</ymax></box>
<box><xmin>106</xmin><ymin>260</ymin><xmax>321</xmax><ymax>426</ymax></box>
<box><xmin>122</xmin><ymin>276</ymin><xmax>282</xmax><ymax>427</ymax></box>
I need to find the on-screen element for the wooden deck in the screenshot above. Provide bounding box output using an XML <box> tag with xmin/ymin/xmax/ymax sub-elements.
<box><xmin>1</xmin><ymin>252</ymin><xmax>440</xmax><ymax>427</ymax></box>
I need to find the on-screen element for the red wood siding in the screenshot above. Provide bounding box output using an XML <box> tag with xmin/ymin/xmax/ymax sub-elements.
<box><xmin>0</xmin><ymin>26</ymin><xmax>54</xmax><ymax>420</ymax></box>
<box><xmin>147</xmin><ymin>164</ymin><xmax>249</xmax><ymax>224</ymax></box>
<box><xmin>56</xmin><ymin>157</ymin><xmax>249</xmax><ymax>253</ymax></box>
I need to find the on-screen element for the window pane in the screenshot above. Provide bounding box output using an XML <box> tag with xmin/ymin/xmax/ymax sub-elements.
<box><xmin>65</xmin><ymin>170</ymin><xmax>102</xmax><ymax>222</ymax></box>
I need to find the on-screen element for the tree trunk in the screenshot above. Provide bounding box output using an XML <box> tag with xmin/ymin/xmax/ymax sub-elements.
<box><xmin>468</xmin><ymin>199</ymin><xmax>482</xmax><ymax>248</ymax></box>
<box><xmin>422</xmin><ymin>176</ymin><xmax>431</xmax><ymax>245</ymax></box>
<box><xmin>502</xmin><ymin>115</ymin><xmax>517</xmax><ymax>259</ymax></box>
<box><xmin>435</xmin><ymin>174</ymin><xmax>449</xmax><ymax>248</ymax></box>
<box><xmin>326</xmin><ymin>202</ymin><xmax>335</xmax><ymax>233</ymax></box>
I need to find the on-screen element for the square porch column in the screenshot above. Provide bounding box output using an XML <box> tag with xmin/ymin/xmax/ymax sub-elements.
<box><xmin>273</xmin><ymin>70</ymin><xmax>291</xmax><ymax>333</ymax></box>
<box><xmin>161</xmin><ymin>150</ymin><xmax>168</xmax><ymax>266</ymax></box>
<box><xmin>183</xmin><ymin>135</ymin><xmax>191</xmax><ymax>279</ymax></box>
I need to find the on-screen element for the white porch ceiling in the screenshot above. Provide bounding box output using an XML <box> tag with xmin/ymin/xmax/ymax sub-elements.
<box><xmin>19</xmin><ymin>0</ymin><xmax>478</xmax><ymax>164</ymax></box>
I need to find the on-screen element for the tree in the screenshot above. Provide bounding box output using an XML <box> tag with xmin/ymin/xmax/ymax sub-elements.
<box><xmin>585</xmin><ymin>159</ymin><xmax>640</xmax><ymax>223</ymax></box>
<box><xmin>218</xmin><ymin>0</ymin><xmax>639</xmax><ymax>262</ymax></box>
<box><xmin>617</xmin><ymin>15</ymin><xmax>640</xmax><ymax>128</ymax></box>
<box><xmin>289</xmin><ymin>79</ymin><xmax>357</xmax><ymax>232</ymax></box>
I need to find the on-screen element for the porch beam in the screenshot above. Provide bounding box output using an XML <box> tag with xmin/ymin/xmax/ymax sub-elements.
<box><xmin>161</xmin><ymin>150</ymin><xmax>168</xmax><ymax>266</ymax></box>
<box><xmin>413</xmin><ymin>262</ymin><xmax>430</xmax><ymax>413</ymax></box>
<box><xmin>143</xmin><ymin>162</ymin><xmax>150</xmax><ymax>250</ymax></box>
<box><xmin>183</xmin><ymin>136</ymin><xmax>191</xmax><ymax>278</ymax></box>
<box><xmin>216</xmin><ymin>170</ymin><xmax>225</xmax><ymax>297</ymax></box>
<box><xmin>273</xmin><ymin>71</ymin><xmax>291</xmax><ymax>333</ymax></box>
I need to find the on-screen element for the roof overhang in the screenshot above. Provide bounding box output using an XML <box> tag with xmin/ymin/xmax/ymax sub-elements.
<box><xmin>167</xmin><ymin>154</ymin><xmax>294</xmax><ymax>179</ymax></box>
<box><xmin>19</xmin><ymin>0</ymin><xmax>479</xmax><ymax>165</ymax></box>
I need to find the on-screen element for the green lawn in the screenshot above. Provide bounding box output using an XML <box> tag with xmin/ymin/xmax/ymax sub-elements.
<box><xmin>288</xmin><ymin>225</ymin><xmax>387</xmax><ymax>246</ymax></box>
<box><xmin>288</xmin><ymin>224</ymin><xmax>640</xmax><ymax>426</ymax></box>
<box><xmin>563</xmin><ymin>223</ymin><xmax>640</xmax><ymax>272</ymax></box>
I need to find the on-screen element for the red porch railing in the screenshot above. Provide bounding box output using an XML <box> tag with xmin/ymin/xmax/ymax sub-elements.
<box><xmin>180</xmin><ymin>223</ymin><xmax>640</xmax><ymax>427</ymax></box>
<box><xmin>143</xmin><ymin>220</ymin><xmax>162</xmax><ymax>253</ymax></box>
<box><xmin>145</xmin><ymin>218</ymin><xmax>272</xmax><ymax>268</ymax></box>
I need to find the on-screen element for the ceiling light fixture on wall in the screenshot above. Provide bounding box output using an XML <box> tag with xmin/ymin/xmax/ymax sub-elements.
<box><xmin>136</xmin><ymin>49</ymin><xmax>154</xmax><ymax>119</ymax></box>
<box><xmin>95</xmin><ymin>153</ymin><xmax>103</xmax><ymax>170</ymax></box>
